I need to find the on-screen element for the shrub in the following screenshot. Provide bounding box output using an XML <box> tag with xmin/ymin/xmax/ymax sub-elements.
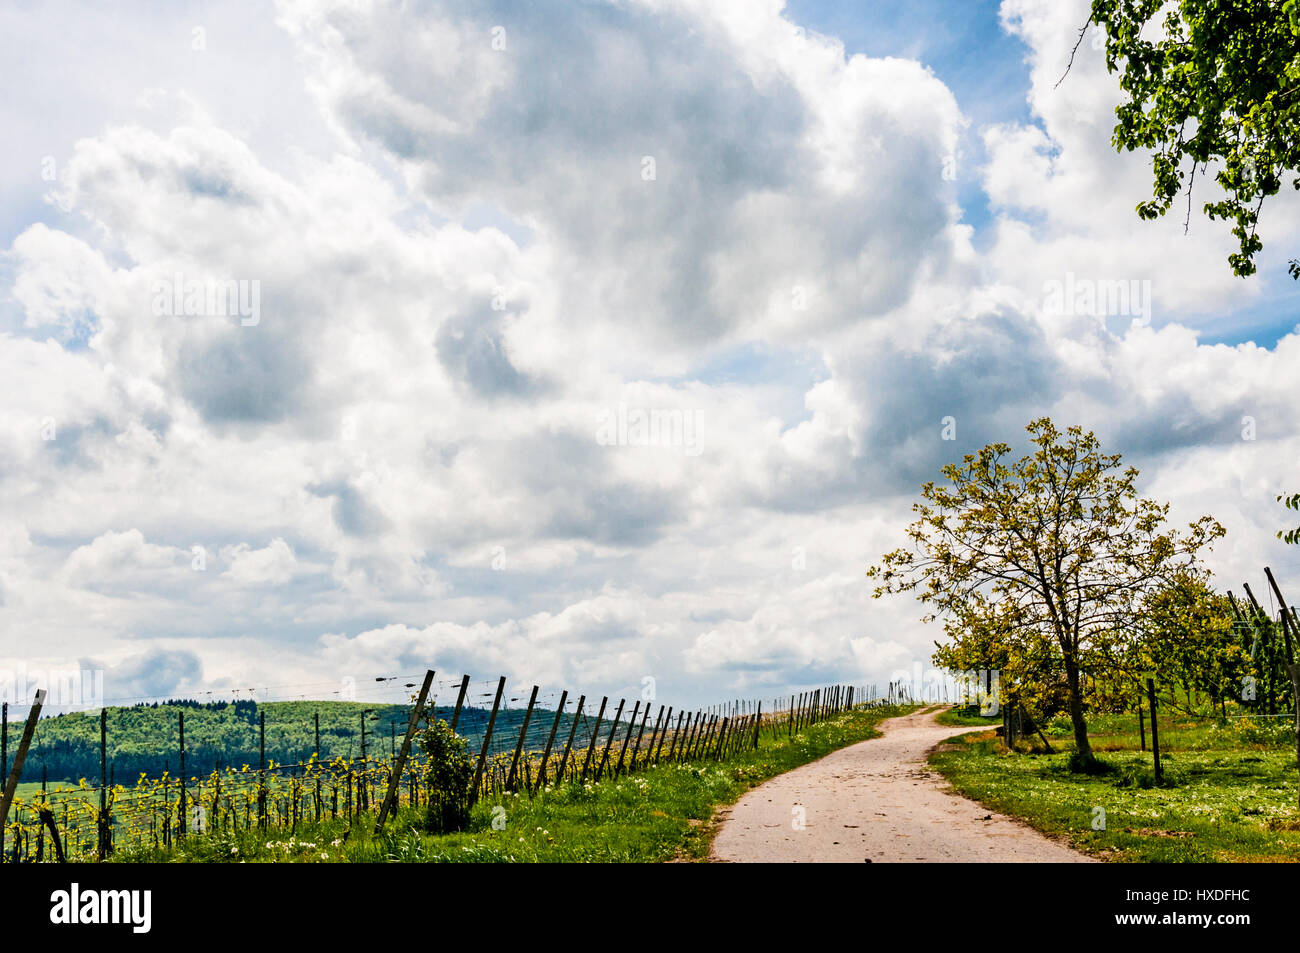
<box><xmin>419</xmin><ymin>719</ymin><xmax>472</xmax><ymax>834</ymax></box>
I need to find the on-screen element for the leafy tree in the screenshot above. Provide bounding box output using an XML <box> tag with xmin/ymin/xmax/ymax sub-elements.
<box><xmin>1134</xmin><ymin>571</ymin><xmax>1244</xmax><ymax>714</ymax></box>
<box><xmin>1084</xmin><ymin>0</ymin><xmax>1300</xmax><ymax>278</ymax></box>
<box><xmin>868</xmin><ymin>418</ymin><xmax>1225</xmax><ymax>768</ymax></box>
<box><xmin>1082</xmin><ymin>2</ymin><xmax>1300</xmax><ymax>543</ymax></box>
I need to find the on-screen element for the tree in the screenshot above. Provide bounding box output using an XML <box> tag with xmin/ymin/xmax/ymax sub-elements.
<box><xmin>867</xmin><ymin>418</ymin><xmax>1225</xmax><ymax>768</ymax></box>
<box><xmin>1085</xmin><ymin>0</ymin><xmax>1300</xmax><ymax>278</ymax></box>
<box><xmin>1136</xmin><ymin>572</ymin><xmax>1244</xmax><ymax>714</ymax></box>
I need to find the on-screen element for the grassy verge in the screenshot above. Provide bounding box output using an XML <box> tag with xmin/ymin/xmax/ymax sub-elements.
<box><xmin>933</xmin><ymin>708</ymin><xmax>1000</xmax><ymax>728</ymax></box>
<box><xmin>931</xmin><ymin>711</ymin><xmax>1300</xmax><ymax>862</ymax></box>
<box><xmin>113</xmin><ymin>704</ymin><xmax>916</xmax><ymax>863</ymax></box>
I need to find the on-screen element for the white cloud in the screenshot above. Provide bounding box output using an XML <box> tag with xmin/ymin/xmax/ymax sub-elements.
<box><xmin>1</xmin><ymin>0</ymin><xmax>1299</xmax><ymax>710</ymax></box>
<box><xmin>221</xmin><ymin>538</ymin><xmax>299</xmax><ymax>586</ymax></box>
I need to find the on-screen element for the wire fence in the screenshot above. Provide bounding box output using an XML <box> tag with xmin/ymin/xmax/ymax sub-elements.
<box><xmin>0</xmin><ymin>672</ymin><xmax>890</xmax><ymax>863</ymax></box>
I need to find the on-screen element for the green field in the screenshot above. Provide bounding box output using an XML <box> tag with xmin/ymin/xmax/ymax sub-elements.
<box><xmin>931</xmin><ymin>709</ymin><xmax>1300</xmax><ymax>862</ymax></box>
<box><xmin>111</xmin><ymin>704</ymin><xmax>915</xmax><ymax>863</ymax></box>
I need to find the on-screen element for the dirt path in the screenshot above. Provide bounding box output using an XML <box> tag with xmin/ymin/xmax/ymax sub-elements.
<box><xmin>709</xmin><ymin>707</ymin><xmax>1095</xmax><ymax>863</ymax></box>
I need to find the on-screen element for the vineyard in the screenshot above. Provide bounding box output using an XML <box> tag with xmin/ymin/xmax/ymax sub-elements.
<box><xmin>0</xmin><ymin>673</ymin><xmax>884</xmax><ymax>863</ymax></box>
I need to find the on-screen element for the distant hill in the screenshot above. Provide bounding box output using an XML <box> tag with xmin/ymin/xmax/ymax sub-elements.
<box><xmin>4</xmin><ymin>698</ymin><xmax>565</xmax><ymax>784</ymax></box>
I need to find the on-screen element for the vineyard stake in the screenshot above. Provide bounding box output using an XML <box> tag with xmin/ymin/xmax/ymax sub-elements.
<box><xmin>1289</xmin><ymin>663</ymin><xmax>1300</xmax><ymax>809</ymax></box>
<box><xmin>375</xmin><ymin>669</ymin><xmax>435</xmax><ymax>831</ymax></box>
<box><xmin>0</xmin><ymin>689</ymin><xmax>45</xmax><ymax>847</ymax></box>
<box><xmin>0</xmin><ymin>702</ymin><xmax>5</xmax><ymax>862</ymax></box>
<box><xmin>1265</xmin><ymin>567</ymin><xmax>1297</xmax><ymax>666</ymax></box>
<box><xmin>471</xmin><ymin>676</ymin><xmax>506</xmax><ymax>805</ymax></box>
<box><xmin>630</xmin><ymin>704</ymin><xmax>652</xmax><ymax>772</ymax></box>
<box><xmin>579</xmin><ymin>696</ymin><xmax>607</xmax><ymax>783</ymax></box>
<box><xmin>179</xmin><ymin>710</ymin><xmax>187</xmax><ymax>838</ymax></box>
<box><xmin>1146</xmin><ymin>677</ymin><xmax>1161</xmax><ymax>783</ymax></box>
<box><xmin>596</xmin><ymin>698</ymin><xmax>625</xmax><ymax>781</ymax></box>
<box><xmin>616</xmin><ymin>700</ymin><xmax>641</xmax><ymax>776</ymax></box>
<box><xmin>535</xmin><ymin>690</ymin><xmax>568</xmax><ymax>793</ymax></box>
<box><xmin>449</xmin><ymin>674</ymin><xmax>470</xmax><ymax>732</ymax></box>
<box><xmin>653</xmin><ymin>706</ymin><xmax>673</xmax><ymax>763</ymax></box>
<box><xmin>556</xmin><ymin>694</ymin><xmax>585</xmax><ymax>784</ymax></box>
<box><xmin>99</xmin><ymin>706</ymin><xmax>109</xmax><ymax>858</ymax></box>
<box><xmin>506</xmin><ymin>685</ymin><xmax>539</xmax><ymax>792</ymax></box>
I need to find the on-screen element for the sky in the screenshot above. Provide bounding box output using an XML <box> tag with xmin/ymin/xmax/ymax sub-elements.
<box><xmin>2</xmin><ymin>0</ymin><xmax>1300</xmax><ymax>712</ymax></box>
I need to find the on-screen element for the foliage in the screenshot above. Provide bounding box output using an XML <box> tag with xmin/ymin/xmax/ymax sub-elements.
<box><xmin>418</xmin><ymin>718</ymin><xmax>472</xmax><ymax>834</ymax></box>
<box><xmin>9</xmin><ymin>700</ymin><xmax>416</xmax><ymax>782</ymax></box>
<box><xmin>868</xmin><ymin>417</ymin><xmax>1224</xmax><ymax>767</ymax></box>
<box><xmin>1131</xmin><ymin>572</ymin><xmax>1246</xmax><ymax>709</ymax></box>
<box><xmin>1278</xmin><ymin>492</ymin><xmax>1300</xmax><ymax>544</ymax></box>
<box><xmin>1087</xmin><ymin>0</ymin><xmax>1300</xmax><ymax>278</ymax></box>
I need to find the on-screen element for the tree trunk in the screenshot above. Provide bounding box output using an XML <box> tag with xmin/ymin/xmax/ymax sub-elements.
<box><xmin>1063</xmin><ymin>653</ymin><xmax>1094</xmax><ymax>767</ymax></box>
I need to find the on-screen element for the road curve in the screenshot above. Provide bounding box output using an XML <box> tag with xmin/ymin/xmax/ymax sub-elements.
<box><xmin>708</xmin><ymin>707</ymin><xmax>1095</xmax><ymax>863</ymax></box>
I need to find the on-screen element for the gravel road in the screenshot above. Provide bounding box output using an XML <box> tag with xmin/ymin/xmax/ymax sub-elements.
<box><xmin>709</xmin><ymin>707</ymin><xmax>1095</xmax><ymax>863</ymax></box>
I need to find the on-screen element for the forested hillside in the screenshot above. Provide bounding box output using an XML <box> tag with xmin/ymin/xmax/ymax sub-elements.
<box><xmin>4</xmin><ymin>699</ymin><xmax>528</xmax><ymax>782</ymax></box>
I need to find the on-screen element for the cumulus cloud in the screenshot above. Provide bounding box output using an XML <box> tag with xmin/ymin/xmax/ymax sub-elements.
<box><xmin>1</xmin><ymin>0</ymin><xmax>1298</xmax><ymax>708</ymax></box>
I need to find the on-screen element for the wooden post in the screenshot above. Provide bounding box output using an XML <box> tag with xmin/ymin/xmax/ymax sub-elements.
<box><xmin>555</xmin><ymin>694</ymin><xmax>585</xmax><ymax>784</ymax></box>
<box><xmin>753</xmin><ymin>702</ymin><xmax>762</xmax><ymax>749</ymax></box>
<box><xmin>680</xmin><ymin>711</ymin><xmax>700</xmax><ymax>759</ymax></box>
<box><xmin>1</xmin><ymin>701</ymin><xmax>6</xmax><ymax>861</ymax></box>
<box><xmin>506</xmin><ymin>685</ymin><xmax>539</xmax><ymax>791</ymax></box>
<box><xmin>696</xmin><ymin>711</ymin><xmax>713</xmax><ymax>757</ymax></box>
<box><xmin>1288</xmin><ymin>664</ymin><xmax>1300</xmax><ymax>809</ymax></box>
<box><xmin>449</xmin><ymin>674</ymin><xmax>470</xmax><ymax>732</ymax></box>
<box><xmin>579</xmin><ymin>697</ymin><xmax>607</xmax><ymax>782</ymax></box>
<box><xmin>692</xmin><ymin>715</ymin><xmax>711</xmax><ymax>759</ymax></box>
<box><xmin>714</xmin><ymin>717</ymin><xmax>729</xmax><ymax>759</ymax></box>
<box><xmin>1146</xmin><ymin>677</ymin><xmax>1161</xmax><ymax>782</ymax></box>
<box><xmin>534</xmin><ymin>690</ymin><xmax>567</xmax><ymax>793</ymax></box>
<box><xmin>375</xmin><ymin>668</ymin><xmax>435</xmax><ymax>831</ymax></box>
<box><xmin>685</xmin><ymin>712</ymin><xmax>701</xmax><ymax>758</ymax></box>
<box><xmin>471</xmin><ymin>676</ymin><xmax>507</xmax><ymax>804</ymax></box>
<box><xmin>258</xmin><ymin>709</ymin><xmax>267</xmax><ymax>828</ymax></box>
<box><xmin>1267</xmin><ymin>567</ymin><xmax>1297</xmax><ymax>664</ymax></box>
<box><xmin>629</xmin><ymin>703</ymin><xmax>651</xmax><ymax>772</ymax></box>
<box><xmin>0</xmin><ymin>689</ymin><xmax>45</xmax><ymax>843</ymax></box>
<box><xmin>666</xmin><ymin>710</ymin><xmax>685</xmax><ymax>761</ymax></box>
<box><xmin>98</xmin><ymin>706</ymin><xmax>108</xmax><ymax>857</ymax></box>
<box><xmin>616</xmin><ymin>700</ymin><xmax>641</xmax><ymax>776</ymax></box>
<box><xmin>179</xmin><ymin>710</ymin><xmax>187</xmax><ymax>837</ymax></box>
<box><xmin>314</xmin><ymin>711</ymin><xmax>320</xmax><ymax>759</ymax></box>
<box><xmin>644</xmin><ymin>704</ymin><xmax>665</xmax><ymax>768</ymax></box>
<box><xmin>596</xmin><ymin>698</ymin><xmax>625</xmax><ymax>781</ymax></box>
<box><xmin>1243</xmin><ymin>583</ymin><xmax>1277</xmax><ymax>713</ymax></box>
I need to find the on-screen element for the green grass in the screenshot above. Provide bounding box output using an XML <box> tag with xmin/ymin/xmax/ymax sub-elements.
<box><xmin>111</xmin><ymin>704</ymin><xmax>915</xmax><ymax>863</ymax></box>
<box><xmin>934</xmin><ymin>708</ymin><xmax>1000</xmax><ymax>728</ymax></box>
<box><xmin>932</xmin><ymin>710</ymin><xmax>1300</xmax><ymax>862</ymax></box>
